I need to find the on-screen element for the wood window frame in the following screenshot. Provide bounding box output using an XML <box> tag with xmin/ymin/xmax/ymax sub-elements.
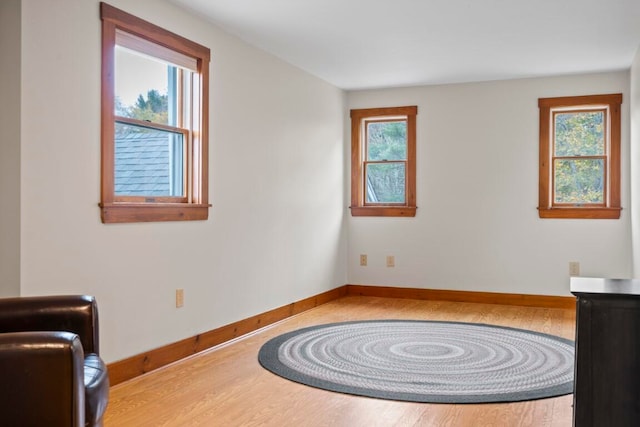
<box><xmin>538</xmin><ymin>93</ymin><xmax>622</xmax><ymax>219</ymax></box>
<box><xmin>350</xmin><ymin>106</ymin><xmax>417</xmax><ymax>217</ymax></box>
<box><xmin>100</xmin><ymin>2</ymin><xmax>211</xmax><ymax>223</ymax></box>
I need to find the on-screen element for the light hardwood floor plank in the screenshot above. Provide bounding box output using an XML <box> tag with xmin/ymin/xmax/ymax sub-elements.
<box><xmin>105</xmin><ymin>296</ymin><xmax>576</xmax><ymax>426</ymax></box>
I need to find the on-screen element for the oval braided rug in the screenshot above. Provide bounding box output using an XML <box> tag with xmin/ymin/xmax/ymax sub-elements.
<box><xmin>258</xmin><ymin>320</ymin><xmax>574</xmax><ymax>403</ymax></box>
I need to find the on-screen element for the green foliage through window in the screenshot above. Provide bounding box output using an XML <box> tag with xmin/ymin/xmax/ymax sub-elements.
<box><xmin>366</xmin><ymin>163</ymin><xmax>405</xmax><ymax>203</ymax></box>
<box><xmin>554</xmin><ymin>111</ymin><xmax>604</xmax><ymax>156</ymax></box>
<box><xmin>367</xmin><ymin>121</ymin><xmax>407</xmax><ymax>161</ymax></box>
<box><xmin>117</xmin><ymin>89</ymin><xmax>169</xmax><ymax>124</ymax></box>
<box><xmin>553</xmin><ymin>109</ymin><xmax>606</xmax><ymax>205</ymax></box>
<box><xmin>365</xmin><ymin>120</ymin><xmax>407</xmax><ymax>203</ymax></box>
<box><xmin>554</xmin><ymin>159</ymin><xmax>604</xmax><ymax>204</ymax></box>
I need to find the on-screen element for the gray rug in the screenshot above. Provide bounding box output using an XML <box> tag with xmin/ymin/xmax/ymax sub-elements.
<box><xmin>258</xmin><ymin>320</ymin><xmax>575</xmax><ymax>403</ymax></box>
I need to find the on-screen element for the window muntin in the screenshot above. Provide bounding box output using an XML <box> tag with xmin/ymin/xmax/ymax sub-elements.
<box><xmin>538</xmin><ymin>94</ymin><xmax>622</xmax><ymax>219</ymax></box>
<box><xmin>100</xmin><ymin>2</ymin><xmax>210</xmax><ymax>223</ymax></box>
<box><xmin>350</xmin><ymin>106</ymin><xmax>417</xmax><ymax>217</ymax></box>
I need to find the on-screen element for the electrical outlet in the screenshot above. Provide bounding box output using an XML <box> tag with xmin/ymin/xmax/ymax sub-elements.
<box><xmin>360</xmin><ymin>254</ymin><xmax>367</xmax><ymax>266</ymax></box>
<box><xmin>386</xmin><ymin>255</ymin><xmax>395</xmax><ymax>267</ymax></box>
<box><xmin>569</xmin><ymin>262</ymin><xmax>580</xmax><ymax>277</ymax></box>
<box><xmin>176</xmin><ymin>288</ymin><xmax>184</xmax><ymax>308</ymax></box>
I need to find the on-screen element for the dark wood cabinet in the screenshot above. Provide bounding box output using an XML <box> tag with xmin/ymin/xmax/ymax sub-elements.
<box><xmin>571</xmin><ymin>277</ymin><xmax>640</xmax><ymax>427</ymax></box>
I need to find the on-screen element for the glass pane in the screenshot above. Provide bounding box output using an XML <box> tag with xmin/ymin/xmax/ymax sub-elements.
<box><xmin>367</xmin><ymin>121</ymin><xmax>407</xmax><ymax>161</ymax></box>
<box><xmin>366</xmin><ymin>163</ymin><xmax>405</xmax><ymax>203</ymax></box>
<box><xmin>554</xmin><ymin>158</ymin><xmax>604</xmax><ymax>204</ymax></box>
<box><xmin>115</xmin><ymin>122</ymin><xmax>184</xmax><ymax>197</ymax></box>
<box><xmin>115</xmin><ymin>46</ymin><xmax>175</xmax><ymax>125</ymax></box>
<box><xmin>554</xmin><ymin>111</ymin><xmax>604</xmax><ymax>156</ymax></box>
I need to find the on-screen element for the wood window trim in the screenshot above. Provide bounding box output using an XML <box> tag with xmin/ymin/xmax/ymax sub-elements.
<box><xmin>350</xmin><ymin>106</ymin><xmax>417</xmax><ymax>217</ymax></box>
<box><xmin>538</xmin><ymin>93</ymin><xmax>622</xmax><ymax>219</ymax></box>
<box><xmin>100</xmin><ymin>2</ymin><xmax>211</xmax><ymax>223</ymax></box>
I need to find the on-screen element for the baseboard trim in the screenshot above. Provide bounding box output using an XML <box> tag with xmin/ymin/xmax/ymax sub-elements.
<box><xmin>345</xmin><ymin>284</ymin><xmax>575</xmax><ymax>309</ymax></box>
<box><xmin>107</xmin><ymin>286</ymin><xmax>348</xmax><ymax>386</ymax></box>
<box><xmin>108</xmin><ymin>284</ymin><xmax>575</xmax><ymax>385</ymax></box>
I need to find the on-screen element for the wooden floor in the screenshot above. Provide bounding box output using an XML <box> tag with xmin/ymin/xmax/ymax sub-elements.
<box><xmin>104</xmin><ymin>296</ymin><xmax>576</xmax><ymax>426</ymax></box>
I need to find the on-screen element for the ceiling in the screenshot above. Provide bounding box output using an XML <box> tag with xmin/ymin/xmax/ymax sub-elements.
<box><xmin>169</xmin><ymin>0</ymin><xmax>640</xmax><ymax>90</ymax></box>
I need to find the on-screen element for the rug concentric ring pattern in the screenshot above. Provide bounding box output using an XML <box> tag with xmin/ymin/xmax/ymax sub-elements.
<box><xmin>258</xmin><ymin>320</ymin><xmax>575</xmax><ymax>403</ymax></box>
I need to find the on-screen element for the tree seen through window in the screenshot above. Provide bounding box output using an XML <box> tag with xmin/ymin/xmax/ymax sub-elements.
<box><xmin>365</xmin><ymin>120</ymin><xmax>407</xmax><ymax>203</ymax></box>
<box><xmin>553</xmin><ymin>110</ymin><xmax>606</xmax><ymax>204</ymax></box>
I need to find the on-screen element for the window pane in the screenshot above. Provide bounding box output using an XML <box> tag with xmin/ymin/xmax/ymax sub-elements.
<box><xmin>554</xmin><ymin>158</ymin><xmax>604</xmax><ymax>204</ymax></box>
<box><xmin>115</xmin><ymin>122</ymin><xmax>184</xmax><ymax>197</ymax></box>
<box><xmin>115</xmin><ymin>46</ymin><xmax>173</xmax><ymax>125</ymax></box>
<box><xmin>554</xmin><ymin>111</ymin><xmax>604</xmax><ymax>156</ymax></box>
<box><xmin>367</xmin><ymin>121</ymin><xmax>407</xmax><ymax>161</ymax></box>
<box><xmin>366</xmin><ymin>163</ymin><xmax>405</xmax><ymax>203</ymax></box>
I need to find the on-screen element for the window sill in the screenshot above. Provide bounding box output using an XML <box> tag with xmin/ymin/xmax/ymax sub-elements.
<box><xmin>100</xmin><ymin>202</ymin><xmax>211</xmax><ymax>223</ymax></box>
<box><xmin>538</xmin><ymin>207</ymin><xmax>621</xmax><ymax>219</ymax></box>
<box><xmin>350</xmin><ymin>206</ymin><xmax>417</xmax><ymax>217</ymax></box>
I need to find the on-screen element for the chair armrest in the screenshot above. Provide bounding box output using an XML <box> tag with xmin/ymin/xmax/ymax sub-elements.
<box><xmin>0</xmin><ymin>295</ymin><xmax>100</xmax><ymax>354</ymax></box>
<box><xmin>0</xmin><ymin>331</ymin><xmax>85</xmax><ymax>427</ymax></box>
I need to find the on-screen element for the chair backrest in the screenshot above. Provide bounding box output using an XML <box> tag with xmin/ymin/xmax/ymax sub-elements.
<box><xmin>0</xmin><ymin>295</ymin><xmax>99</xmax><ymax>354</ymax></box>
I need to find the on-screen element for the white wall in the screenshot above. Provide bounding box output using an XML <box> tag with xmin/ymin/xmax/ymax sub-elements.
<box><xmin>0</xmin><ymin>0</ymin><xmax>21</xmax><ymax>297</ymax></box>
<box><xmin>347</xmin><ymin>72</ymin><xmax>632</xmax><ymax>296</ymax></box>
<box><xmin>631</xmin><ymin>46</ymin><xmax>640</xmax><ymax>276</ymax></box>
<box><xmin>19</xmin><ymin>0</ymin><xmax>347</xmax><ymax>363</ymax></box>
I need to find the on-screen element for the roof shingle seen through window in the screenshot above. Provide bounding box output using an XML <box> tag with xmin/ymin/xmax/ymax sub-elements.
<box><xmin>114</xmin><ymin>130</ymin><xmax>171</xmax><ymax>196</ymax></box>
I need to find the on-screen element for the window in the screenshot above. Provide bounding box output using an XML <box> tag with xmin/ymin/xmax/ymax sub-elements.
<box><xmin>350</xmin><ymin>106</ymin><xmax>417</xmax><ymax>217</ymax></box>
<box><xmin>100</xmin><ymin>3</ymin><xmax>210</xmax><ymax>223</ymax></box>
<box><xmin>538</xmin><ymin>94</ymin><xmax>622</xmax><ymax>219</ymax></box>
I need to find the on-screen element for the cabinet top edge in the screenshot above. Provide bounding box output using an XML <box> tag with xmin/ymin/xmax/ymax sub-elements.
<box><xmin>571</xmin><ymin>277</ymin><xmax>640</xmax><ymax>296</ymax></box>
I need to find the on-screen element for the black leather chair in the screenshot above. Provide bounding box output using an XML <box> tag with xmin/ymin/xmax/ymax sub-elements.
<box><xmin>0</xmin><ymin>295</ymin><xmax>109</xmax><ymax>426</ymax></box>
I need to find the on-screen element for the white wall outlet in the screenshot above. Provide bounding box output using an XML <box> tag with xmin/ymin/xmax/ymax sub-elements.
<box><xmin>569</xmin><ymin>262</ymin><xmax>580</xmax><ymax>277</ymax></box>
<box><xmin>176</xmin><ymin>288</ymin><xmax>184</xmax><ymax>308</ymax></box>
<box><xmin>360</xmin><ymin>254</ymin><xmax>367</xmax><ymax>266</ymax></box>
<box><xmin>386</xmin><ymin>255</ymin><xmax>395</xmax><ymax>267</ymax></box>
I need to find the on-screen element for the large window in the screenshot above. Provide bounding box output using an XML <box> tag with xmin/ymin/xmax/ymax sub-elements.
<box><xmin>538</xmin><ymin>94</ymin><xmax>622</xmax><ymax>219</ymax></box>
<box><xmin>100</xmin><ymin>3</ymin><xmax>210</xmax><ymax>223</ymax></box>
<box><xmin>350</xmin><ymin>106</ymin><xmax>417</xmax><ymax>217</ymax></box>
